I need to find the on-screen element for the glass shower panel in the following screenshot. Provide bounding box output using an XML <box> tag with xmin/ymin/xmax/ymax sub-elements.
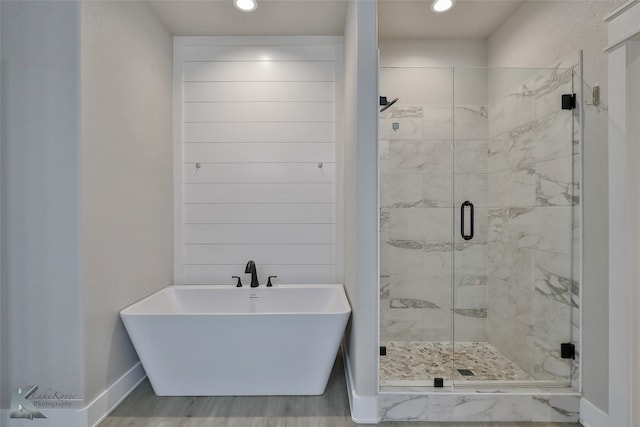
<box><xmin>379</xmin><ymin>67</ymin><xmax>455</xmax><ymax>387</ymax></box>
<box><xmin>452</xmin><ymin>66</ymin><xmax>578</xmax><ymax>387</ymax></box>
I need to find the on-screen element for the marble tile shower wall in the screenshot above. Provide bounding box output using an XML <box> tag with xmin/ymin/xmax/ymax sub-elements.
<box><xmin>379</xmin><ymin>101</ymin><xmax>490</xmax><ymax>343</ymax></box>
<box><xmin>486</xmin><ymin>55</ymin><xmax>580</xmax><ymax>385</ymax></box>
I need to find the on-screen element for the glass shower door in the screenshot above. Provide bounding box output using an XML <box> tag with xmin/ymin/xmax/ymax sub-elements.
<box><xmin>379</xmin><ymin>66</ymin><xmax>455</xmax><ymax>387</ymax></box>
<box><xmin>452</xmin><ymin>65</ymin><xmax>579</xmax><ymax>387</ymax></box>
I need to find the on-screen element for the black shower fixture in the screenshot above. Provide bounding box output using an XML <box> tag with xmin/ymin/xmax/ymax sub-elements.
<box><xmin>379</xmin><ymin>96</ymin><xmax>399</xmax><ymax>112</ymax></box>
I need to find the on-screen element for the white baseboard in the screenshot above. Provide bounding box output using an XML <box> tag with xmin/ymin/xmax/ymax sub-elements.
<box><xmin>580</xmin><ymin>397</ymin><xmax>609</xmax><ymax>427</ymax></box>
<box><xmin>0</xmin><ymin>362</ymin><xmax>145</xmax><ymax>427</ymax></box>
<box><xmin>342</xmin><ymin>348</ymin><xmax>378</xmax><ymax>424</ymax></box>
<box><xmin>87</xmin><ymin>362</ymin><xmax>147</xmax><ymax>427</ymax></box>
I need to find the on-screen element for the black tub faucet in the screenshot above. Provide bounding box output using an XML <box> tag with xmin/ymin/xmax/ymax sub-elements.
<box><xmin>245</xmin><ymin>260</ymin><xmax>259</xmax><ymax>287</ymax></box>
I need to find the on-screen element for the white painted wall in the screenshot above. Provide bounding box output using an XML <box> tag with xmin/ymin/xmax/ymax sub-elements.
<box><xmin>0</xmin><ymin>0</ymin><xmax>84</xmax><ymax>409</ymax></box>
<box><xmin>379</xmin><ymin>39</ymin><xmax>486</xmax><ymax>68</ymax></box>
<box><xmin>0</xmin><ymin>1</ymin><xmax>172</xmax><ymax>422</ymax></box>
<box><xmin>174</xmin><ymin>37</ymin><xmax>341</xmax><ymax>286</ymax></box>
<box><xmin>487</xmin><ymin>0</ymin><xmax>623</xmax><ymax>414</ymax></box>
<box><xmin>342</xmin><ymin>0</ymin><xmax>379</xmax><ymax>422</ymax></box>
<box><xmin>80</xmin><ymin>0</ymin><xmax>173</xmax><ymax>406</ymax></box>
<box><xmin>630</xmin><ymin>36</ymin><xmax>640</xmax><ymax>427</ymax></box>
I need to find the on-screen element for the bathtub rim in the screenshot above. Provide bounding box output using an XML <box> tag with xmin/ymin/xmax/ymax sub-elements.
<box><xmin>120</xmin><ymin>283</ymin><xmax>352</xmax><ymax>317</ymax></box>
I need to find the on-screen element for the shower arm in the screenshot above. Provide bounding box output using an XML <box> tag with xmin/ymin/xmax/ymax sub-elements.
<box><xmin>380</xmin><ymin>97</ymin><xmax>399</xmax><ymax>112</ymax></box>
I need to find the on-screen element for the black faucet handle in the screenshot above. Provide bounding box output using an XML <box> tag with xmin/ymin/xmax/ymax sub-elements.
<box><xmin>232</xmin><ymin>276</ymin><xmax>242</xmax><ymax>287</ymax></box>
<box><xmin>267</xmin><ymin>276</ymin><xmax>277</xmax><ymax>287</ymax></box>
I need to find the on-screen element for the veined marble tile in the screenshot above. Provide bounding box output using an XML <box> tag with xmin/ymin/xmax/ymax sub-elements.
<box><xmin>380</xmin><ymin>240</ymin><xmax>424</xmax><ymax>276</ymax></box>
<box><xmin>571</xmin><ymin>346</ymin><xmax>580</xmax><ymax>392</ymax></box>
<box><xmin>487</xmin><ymin>283</ymin><xmax>535</xmax><ymax>377</ymax></box>
<box><xmin>533</xmin><ymin>336</ymin><xmax>572</xmax><ymax>383</ymax></box>
<box><xmin>534</xmin><ymin>251</ymin><xmax>576</xmax><ymax>307</ymax></box>
<box><xmin>533</xmin><ymin>66</ymin><xmax>574</xmax><ymax>119</ymax></box>
<box><xmin>454</xmin><ymin>173</ymin><xmax>488</xmax><ymax>207</ymax></box>
<box><xmin>380</xmin><ymin>395</ymin><xmax>431</xmax><ymax>420</ymax></box>
<box><xmin>389</xmin><ymin>140</ymin><xmax>452</xmax><ymax>173</ymax></box>
<box><xmin>456</xmin><ymin>274</ymin><xmax>488</xmax><ymax>287</ymax></box>
<box><xmin>454</xmin><ymin>139</ymin><xmax>488</xmax><ymax>174</ymax></box>
<box><xmin>488</xmin><ymin>207</ymin><xmax>572</xmax><ymax>255</ymax></box>
<box><xmin>381</xmin><ymin>308</ymin><xmax>452</xmax><ymax>342</ymax></box>
<box><xmin>423</xmin><ymin>105</ymin><xmax>453</xmax><ymax>140</ymax></box>
<box><xmin>493</xmin><ymin>281</ymin><xmax>534</xmax><ymax>328</ymax></box>
<box><xmin>388</xmin><ymin>274</ymin><xmax>452</xmax><ymax>310</ymax></box>
<box><xmin>380</xmin><ymin>274</ymin><xmax>391</xmax><ymax>301</ymax></box>
<box><xmin>454</xmin><ymin>283</ymin><xmax>488</xmax><ymax>310</ymax></box>
<box><xmin>488</xmin><ymin>83</ymin><xmax>536</xmax><ymax>138</ymax></box>
<box><xmin>487</xmin><ymin>132</ymin><xmax>511</xmax><ymax>173</ymax></box>
<box><xmin>454</xmin><ymin>105</ymin><xmax>488</xmax><ymax>140</ymax></box>
<box><xmin>380</xmin><ymin>113</ymin><xmax>424</xmax><ymax>141</ymax></box>
<box><xmin>433</xmin><ymin>395</ymin><xmax>531</xmax><ymax>422</ymax></box>
<box><xmin>380</xmin><ymin>173</ymin><xmax>423</xmax><ymax>208</ymax></box>
<box><xmin>379</xmin><ymin>139</ymin><xmax>390</xmax><ymax>173</ymax></box>
<box><xmin>380</xmin><ymin>208</ymin><xmax>390</xmax><ymax>242</ymax></box>
<box><xmin>387</xmin><ymin>208</ymin><xmax>451</xmax><ymax>242</ymax></box>
<box><xmin>505</xmin><ymin>110</ymin><xmax>573</xmax><ymax>169</ymax></box>
<box><xmin>487</xmin><ymin>157</ymin><xmax>576</xmax><ymax>208</ymax></box>
<box><xmin>532</xmin><ymin>52</ymin><xmax>581</xmax><ymax>121</ymax></box>
<box><xmin>487</xmin><ymin>243</ymin><xmax>534</xmax><ymax>291</ymax></box>
<box><xmin>454</xmin><ymin>311</ymin><xmax>488</xmax><ymax>341</ymax></box>
<box><xmin>423</xmin><ymin>174</ymin><xmax>453</xmax><ymax>208</ymax></box>
<box><xmin>380</xmin><ymin>105</ymin><xmax>424</xmax><ymax>120</ymax></box>
<box><xmin>532</xmin><ymin>294</ymin><xmax>572</xmax><ymax>382</ymax></box>
<box><xmin>452</xmin><ymin>242</ymin><xmax>487</xmax><ymax>277</ymax></box>
<box><xmin>572</xmin><ymin>153</ymin><xmax>582</xmax><ymax>206</ymax></box>
<box><xmin>378</xmin><ymin>392</ymin><xmax>580</xmax><ymax>422</ymax></box>
<box><xmin>422</xmin><ymin>241</ymin><xmax>453</xmax><ymax>272</ymax></box>
<box><xmin>421</xmin><ymin>242</ymin><xmax>485</xmax><ymax>278</ymax></box>
<box><xmin>535</xmin><ymin>156</ymin><xmax>576</xmax><ymax>206</ymax></box>
<box><xmin>454</xmin><ymin>308</ymin><xmax>487</xmax><ymax>318</ymax></box>
<box><xmin>530</xmin><ymin>395</ymin><xmax>580</xmax><ymax>422</ymax></box>
<box><xmin>488</xmin><ymin>167</ymin><xmax>536</xmax><ymax>207</ymax></box>
<box><xmin>391</xmin><ymin>298</ymin><xmax>440</xmax><ymax>309</ymax></box>
<box><xmin>381</xmin><ymin>394</ymin><xmax>531</xmax><ymax>422</ymax></box>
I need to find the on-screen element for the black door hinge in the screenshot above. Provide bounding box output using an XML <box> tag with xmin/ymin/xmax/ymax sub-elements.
<box><xmin>561</xmin><ymin>342</ymin><xmax>575</xmax><ymax>359</ymax></box>
<box><xmin>562</xmin><ymin>93</ymin><xmax>576</xmax><ymax>110</ymax></box>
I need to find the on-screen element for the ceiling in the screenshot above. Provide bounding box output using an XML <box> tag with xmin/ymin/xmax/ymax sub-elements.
<box><xmin>146</xmin><ymin>0</ymin><xmax>348</xmax><ymax>36</ymax></box>
<box><xmin>379</xmin><ymin>0</ymin><xmax>523</xmax><ymax>39</ymax></box>
<box><xmin>146</xmin><ymin>0</ymin><xmax>524</xmax><ymax>39</ymax></box>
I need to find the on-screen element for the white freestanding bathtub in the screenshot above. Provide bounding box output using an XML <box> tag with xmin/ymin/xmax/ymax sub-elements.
<box><xmin>120</xmin><ymin>284</ymin><xmax>351</xmax><ymax>396</ymax></box>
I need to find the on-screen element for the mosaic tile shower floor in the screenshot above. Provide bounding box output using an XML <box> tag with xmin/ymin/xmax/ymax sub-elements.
<box><xmin>380</xmin><ymin>341</ymin><xmax>534</xmax><ymax>386</ymax></box>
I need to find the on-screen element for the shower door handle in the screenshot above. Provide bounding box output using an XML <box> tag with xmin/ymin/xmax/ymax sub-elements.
<box><xmin>461</xmin><ymin>201</ymin><xmax>474</xmax><ymax>241</ymax></box>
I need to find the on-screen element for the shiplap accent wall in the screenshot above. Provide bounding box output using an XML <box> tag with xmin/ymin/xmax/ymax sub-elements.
<box><xmin>174</xmin><ymin>37</ymin><xmax>342</xmax><ymax>285</ymax></box>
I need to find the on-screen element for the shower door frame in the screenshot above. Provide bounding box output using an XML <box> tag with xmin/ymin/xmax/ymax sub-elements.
<box><xmin>378</xmin><ymin>61</ymin><xmax>583</xmax><ymax>392</ymax></box>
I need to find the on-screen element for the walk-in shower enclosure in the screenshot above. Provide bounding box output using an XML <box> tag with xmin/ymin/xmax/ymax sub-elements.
<box><xmin>378</xmin><ymin>56</ymin><xmax>581</xmax><ymax>396</ymax></box>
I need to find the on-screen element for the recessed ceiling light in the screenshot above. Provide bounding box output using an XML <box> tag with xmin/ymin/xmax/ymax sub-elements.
<box><xmin>431</xmin><ymin>0</ymin><xmax>454</xmax><ymax>13</ymax></box>
<box><xmin>234</xmin><ymin>0</ymin><xmax>258</xmax><ymax>12</ymax></box>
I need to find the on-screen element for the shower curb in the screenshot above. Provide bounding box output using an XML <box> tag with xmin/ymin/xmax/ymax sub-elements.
<box><xmin>378</xmin><ymin>390</ymin><xmax>580</xmax><ymax>422</ymax></box>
